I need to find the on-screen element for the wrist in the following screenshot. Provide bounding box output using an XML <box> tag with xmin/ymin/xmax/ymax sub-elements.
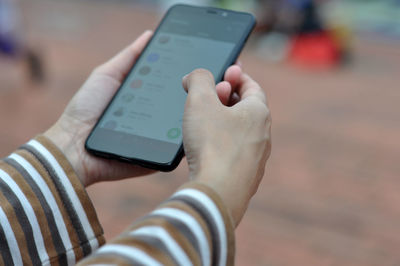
<box><xmin>195</xmin><ymin>165</ymin><xmax>249</xmax><ymax>227</ymax></box>
<box><xmin>44</xmin><ymin>122</ymin><xmax>89</xmax><ymax>187</ymax></box>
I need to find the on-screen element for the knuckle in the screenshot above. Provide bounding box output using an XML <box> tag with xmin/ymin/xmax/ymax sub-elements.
<box><xmin>249</xmin><ymin>98</ymin><xmax>268</xmax><ymax>116</ymax></box>
<box><xmin>192</xmin><ymin>68</ymin><xmax>213</xmax><ymax>77</ymax></box>
<box><xmin>190</xmin><ymin>69</ymin><xmax>214</xmax><ymax>84</ymax></box>
<box><xmin>262</xmin><ymin>105</ymin><xmax>272</xmax><ymax>121</ymax></box>
<box><xmin>92</xmin><ymin>64</ymin><xmax>106</xmax><ymax>75</ymax></box>
<box><xmin>237</xmin><ymin>100</ymin><xmax>271</xmax><ymax>128</ymax></box>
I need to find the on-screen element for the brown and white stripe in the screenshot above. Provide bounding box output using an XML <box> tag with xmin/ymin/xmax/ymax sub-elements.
<box><xmin>1</xmin><ymin>135</ymin><xmax>235</xmax><ymax>266</ymax></box>
<box><xmin>80</xmin><ymin>182</ymin><xmax>235</xmax><ymax>266</ymax></box>
<box><xmin>0</xmin><ymin>136</ymin><xmax>104</xmax><ymax>265</ymax></box>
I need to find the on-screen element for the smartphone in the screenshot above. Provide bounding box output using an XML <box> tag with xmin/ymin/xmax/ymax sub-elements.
<box><xmin>85</xmin><ymin>4</ymin><xmax>255</xmax><ymax>171</ymax></box>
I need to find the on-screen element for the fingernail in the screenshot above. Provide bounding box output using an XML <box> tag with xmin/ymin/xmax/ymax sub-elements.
<box><xmin>182</xmin><ymin>73</ymin><xmax>189</xmax><ymax>81</ymax></box>
<box><xmin>182</xmin><ymin>73</ymin><xmax>190</xmax><ymax>92</ymax></box>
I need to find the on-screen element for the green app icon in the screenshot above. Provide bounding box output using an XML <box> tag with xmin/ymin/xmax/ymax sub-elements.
<box><xmin>167</xmin><ymin>128</ymin><xmax>181</xmax><ymax>139</ymax></box>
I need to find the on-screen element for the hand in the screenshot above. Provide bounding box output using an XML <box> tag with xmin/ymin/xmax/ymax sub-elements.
<box><xmin>182</xmin><ymin>67</ymin><xmax>272</xmax><ymax>227</ymax></box>
<box><xmin>44</xmin><ymin>31</ymin><xmax>156</xmax><ymax>187</ymax></box>
<box><xmin>44</xmin><ymin>31</ymin><xmax>242</xmax><ymax>187</ymax></box>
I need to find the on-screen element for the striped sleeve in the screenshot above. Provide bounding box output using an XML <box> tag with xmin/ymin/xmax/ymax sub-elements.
<box><xmin>0</xmin><ymin>135</ymin><xmax>105</xmax><ymax>265</ymax></box>
<box><xmin>78</xmin><ymin>182</ymin><xmax>236</xmax><ymax>266</ymax></box>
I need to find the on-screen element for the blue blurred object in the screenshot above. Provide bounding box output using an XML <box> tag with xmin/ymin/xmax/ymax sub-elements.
<box><xmin>0</xmin><ymin>0</ymin><xmax>44</xmax><ymax>82</ymax></box>
<box><xmin>285</xmin><ymin>0</ymin><xmax>311</xmax><ymax>9</ymax></box>
<box><xmin>0</xmin><ymin>35</ymin><xmax>19</xmax><ymax>56</ymax></box>
<box><xmin>0</xmin><ymin>0</ymin><xmax>20</xmax><ymax>56</ymax></box>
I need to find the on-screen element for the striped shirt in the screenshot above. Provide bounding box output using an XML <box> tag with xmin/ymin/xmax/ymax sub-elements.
<box><xmin>0</xmin><ymin>136</ymin><xmax>235</xmax><ymax>265</ymax></box>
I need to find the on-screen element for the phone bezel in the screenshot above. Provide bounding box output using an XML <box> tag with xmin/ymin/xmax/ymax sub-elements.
<box><xmin>85</xmin><ymin>4</ymin><xmax>256</xmax><ymax>171</ymax></box>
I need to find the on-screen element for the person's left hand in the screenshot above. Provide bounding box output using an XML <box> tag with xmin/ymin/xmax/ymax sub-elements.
<box><xmin>44</xmin><ymin>31</ymin><xmax>157</xmax><ymax>187</ymax></box>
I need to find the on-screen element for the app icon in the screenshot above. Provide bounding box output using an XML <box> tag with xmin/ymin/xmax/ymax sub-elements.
<box><xmin>121</xmin><ymin>94</ymin><xmax>135</xmax><ymax>103</ymax></box>
<box><xmin>130</xmin><ymin>79</ymin><xmax>143</xmax><ymax>89</ymax></box>
<box><xmin>159</xmin><ymin>35</ymin><xmax>170</xmax><ymax>44</ymax></box>
<box><xmin>104</xmin><ymin>120</ymin><xmax>117</xmax><ymax>129</ymax></box>
<box><xmin>167</xmin><ymin>128</ymin><xmax>181</xmax><ymax>139</ymax></box>
<box><xmin>139</xmin><ymin>66</ymin><xmax>151</xmax><ymax>75</ymax></box>
<box><xmin>147</xmin><ymin>53</ymin><xmax>160</xmax><ymax>63</ymax></box>
<box><xmin>113</xmin><ymin>107</ymin><xmax>124</xmax><ymax>117</ymax></box>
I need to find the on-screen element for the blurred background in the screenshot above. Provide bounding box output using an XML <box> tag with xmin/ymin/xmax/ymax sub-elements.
<box><xmin>1</xmin><ymin>0</ymin><xmax>399</xmax><ymax>265</ymax></box>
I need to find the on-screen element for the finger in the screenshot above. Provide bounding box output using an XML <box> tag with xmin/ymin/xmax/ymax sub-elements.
<box><xmin>228</xmin><ymin>92</ymin><xmax>241</xmax><ymax>106</ymax></box>
<box><xmin>182</xmin><ymin>69</ymin><xmax>219</xmax><ymax>107</ymax></box>
<box><xmin>224</xmin><ymin>65</ymin><xmax>242</xmax><ymax>92</ymax></box>
<box><xmin>236</xmin><ymin>73</ymin><xmax>267</xmax><ymax>104</ymax></box>
<box><xmin>95</xmin><ymin>30</ymin><xmax>153</xmax><ymax>81</ymax></box>
<box><xmin>216</xmin><ymin>81</ymin><xmax>232</xmax><ymax>105</ymax></box>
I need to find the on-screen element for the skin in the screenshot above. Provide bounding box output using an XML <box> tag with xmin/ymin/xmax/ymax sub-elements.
<box><xmin>44</xmin><ymin>30</ymin><xmax>272</xmax><ymax>227</ymax></box>
<box><xmin>182</xmin><ymin>69</ymin><xmax>271</xmax><ymax>226</ymax></box>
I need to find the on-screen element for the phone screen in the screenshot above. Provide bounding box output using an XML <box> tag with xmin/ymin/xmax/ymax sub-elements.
<box><xmin>86</xmin><ymin>5</ymin><xmax>255</xmax><ymax>169</ymax></box>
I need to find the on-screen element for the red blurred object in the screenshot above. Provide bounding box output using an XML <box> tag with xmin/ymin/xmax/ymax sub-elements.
<box><xmin>288</xmin><ymin>31</ymin><xmax>341</xmax><ymax>68</ymax></box>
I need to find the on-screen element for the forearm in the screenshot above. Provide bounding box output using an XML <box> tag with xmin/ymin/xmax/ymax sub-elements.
<box><xmin>78</xmin><ymin>182</ymin><xmax>235</xmax><ymax>266</ymax></box>
<box><xmin>0</xmin><ymin>136</ymin><xmax>104</xmax><ymax>265</ymax></box>
<box><xmin>1</xmin><ymin>136</ymin><xmax>236</xmax><ymax>265</ymax></box>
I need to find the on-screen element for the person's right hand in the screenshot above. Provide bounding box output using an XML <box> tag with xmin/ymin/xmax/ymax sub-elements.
<box><xmin>182</xmin><ymin>67</ymin><xmax>271</xmax><ymax>227</ymax></box>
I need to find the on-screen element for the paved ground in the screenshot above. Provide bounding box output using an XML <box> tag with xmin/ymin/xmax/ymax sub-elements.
<box><xmin>1</xmin><ymin>1</ymin><xmax>399</xmax><ymax>265</ymax></box>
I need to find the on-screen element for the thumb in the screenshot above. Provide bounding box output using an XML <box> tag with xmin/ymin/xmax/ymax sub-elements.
<box><xmin>182</xmin><ymin>69</ymin><xmax>219</xmax><ymax>107</ymax></box>
<box><xmin>93</xmin><ymin>30</ymin><xmax>153</xmax><ymax>81</ymax></box>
